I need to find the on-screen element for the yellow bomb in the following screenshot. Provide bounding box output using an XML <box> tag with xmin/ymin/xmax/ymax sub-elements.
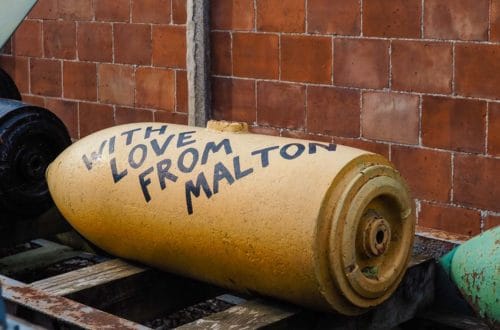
<box><xmin>46</xmin><ymin>122</ymin><xmax>415</xmax><ymax>315</ymax></box>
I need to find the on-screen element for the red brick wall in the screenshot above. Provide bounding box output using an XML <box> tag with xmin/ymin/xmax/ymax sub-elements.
<box><xmin>209</xmin><ymin>0</ymin><xmax>500</xmax><ymax>236</ymax></box>
<box><xmin>0</xmin><ymin>0</ymin><xmax>189</xmax><ymax>140</ymax></box>
<box><xmin>1</xmin><ymin>0</ymin><xmax>499</xmax><ymax>235</ymax></box>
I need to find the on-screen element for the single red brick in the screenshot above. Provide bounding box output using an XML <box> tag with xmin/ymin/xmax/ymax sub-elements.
<box><xmin>98</xmin><ymin>64</ymin><xmax>135</xmax><ymax>106</ymax></box>
<box><xmin>94</xmin><ymin>0</ymin><xmax>130</xmax><ymax>22</ymax></box>
<box><xmin>419</xmin><ymin>202</ymin><xmax>481</xmax><ymax>236</ymax></box>
<box><xmin>281</xmin><ymin>130</ymin><xmax>332</xmax><ymax>143</ymax></box>
<box><xmin>63</xmin><ymin>61</ymin><xmax>97</xmax><ymax>101</ymax></box>
<box><xmin>362</xmin><ymin>92</ymin><xmax>419</xmax><ymax>144</ymax></box>
<box><xmin>77</xmin><ymin>22</ymin><xmax>113</xmax><ymax>62</ymax></box>
<box><xmin>307</xmin><ymin>0</ymin><xmax>360</xmax><ymax>35</ymax></box>
<box><xmin>135</xmin><ymin>67</ymin><xmax>175</xmax><ymax>110</ymax></box>
<box><xmin>0</xmin><ymin>56</ymin><xmax>29</xmax><ymax>94</ymax></box>
<box><xmin>454</xmin><ymin>155</ymin><xmax>500</xmax><ymax>212</ymax></box>
<box><xmin>114</xmin><ymin>24</ymin><xmax>152</xmax><ymax>65</ymax></box>
<box><xmin>391</xmin><ymin>146</ymin><xmax>451</xmax><ymax>202</ymax></box>
<box><xmin>455</xmin><ymin>44</ymin><xmax>500</xmax><ymax>100</ymax></box>
<box><xmin>392</xmin><ymin>41</ymin><xmax>452</xmax><ymax>94</ymax></box>
<box><xmin>152</xmin><ymin>25</ymin><xmax>186</xmax><ymax>68</ymax></box>
<box><xmin>78</xmin><ymin>102</ymin><xmax>115</xmax><ymax>137</ymax></box>
<box><xmin>492</xmin><ymin>0</ymin><xmax>500</xmax><ymax>41</ymax></box>
<box><xmin>172</xmin><ymin>0</ymin><xmax>187</xmax><ymax>24</ymax></box>
<box><xmin>211</xmin><ymin>0</ymin><xmax>254</xmax><ymax>31</ymax></box>
<box><xmin>176</xmin><ymin>70</ymin><xmax>188</xmax><ymax>113</ymax></box>
<box><xmin>115</xmin><ymin>107</ymin><xmax>154</xmax><ymax>125</ymax></box>
<box><xmin>257</xmin><ymin>81</ymin><xmax>305</xmax><ymax>130</ymax></box>
<box><xmin>154</xmin><ymin>111</ymin><xmax>188</xmax><ymax>124</ymax></box>
<box><xmin>212</xmin><ymin>77</ymin><xmax>256</xmax><ymax>123</ymax></box>
<box><xmin>211</xmin><ymin>32</ymin><xmax>232</xmax><ymax>76</ymax></box>
<box><xmin>43</xmin><ymin>21</ymin><xmax>76</xmax><ymax>59</ymax></box>
<box><xmin>30</xmin><ymin>58</ymin><xmax>61</xmax><ymax>97</ymax></box>
<box><xmin>307</xmin><ymin>86</ymin><xmax>360</xmax><ymax>137</ymax></box>
<box><xmin>233</xmin><ymin>33</ymin><xmax>279</xmax><ymax>79</ymax></box>
<box><xmin>424</xmin><ymin>0</ymin><xmax>489</xmax><ymax>41</ymax></box>
<box><xmin>58</xmin><ymin>0</ymin><xmax>93</xmax><ymax>20</ymax></box>
<box><xmin>334</xmin><ymin>39</ymin><xmax>389</xmax><ymax>89</ymax></box>
<box><xmin>45</xmin><ymin>98</ymin><xmax>78</xmax><ymax>138</ymax></box>
<box><xmin>132</xmin><ymin>0</ymin><xmax>171</xmax><ymax>23</ymax></box>
<box><xmin>13</xmin><ymin>20</ymin><xmax>42</xmax><ymax>57</ymax></box>
<box><xmin>29</xmin><ymin>0</ymin><xmax>58</xmax><ymax>19</ymax></box>
<box><xmin>488</xmin><ymin>103</ymin><xmax>500</xmax><ymax>156</ymax></box>
<box><xmin>422</xmin><ymin>97</ymin><xmax>486</xmax><ymax>153</ymax></box>
<box><xmin>334</xmin><ymin>138</ymin><xmax>390</xmax><ymax>158</ymax></box>
<box><xmin>257</xmin><ymin>0</ymin><xmax>304</xmax><ymax>32</ymax></box>
<box><xmin>484</xmin><ymin>214</ymin><xmax>500</xmax><ymax>230</ymax></box>
<box><xmin>363</xmin><ymin>0</ymin><xmax>421</xmax><ymax>38</ymax></box>
<box><xmin>281</xmin><ymin>35</ymin><xmax>332</xmax><ymax>84</ymax></box>
<box><xmin>248</xmin><ymin>125</ymin><xmax>281</xmax><ymax>136</ymax></box>
<box><xmin>21</xmin><ymin>95</ymin><xmax>46</xmax><ymax>107</ymax></box>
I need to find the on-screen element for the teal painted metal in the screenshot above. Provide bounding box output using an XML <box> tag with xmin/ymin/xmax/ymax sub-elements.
<box><xmin>0</xmin><ymin>0</ymin><xmax>38</xmax><ymax>48</ymax></box>
<box><xmin>440</xmin><ymin>226</ymin><xmax>499</xmax><ymax>325</ymax></box>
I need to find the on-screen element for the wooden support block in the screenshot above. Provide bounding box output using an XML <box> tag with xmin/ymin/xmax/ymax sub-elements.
<box><xmin>30</xmin><ymin>259</ymin><xmax>145</xmax><ymax>296</ymax></box>
<box><xmin>30</xmin><ymin>257</ymin><xmax>223</xmax><ymax>323</ymax></box>
<box><xmin>0</xmin><ymin>239</ymin><xmax>80</xmax><ymax>276</ymax></box>
<box><xmin>176</xmin><ymin>299</ymin><xmax>299</xmax><ymax>329</ymax></box>
<box><xmin>178</xmin><ymin>255</ymin><xmax>435</xmax><ymax>330</ymax></box>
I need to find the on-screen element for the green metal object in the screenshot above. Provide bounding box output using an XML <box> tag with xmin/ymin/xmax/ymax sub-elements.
<box><xmin>0</xmin><ymin>0</ymin><xmax>38</xmax><ymax>48</ymax></box>
<box><xmin>440</xmin><ymin>226</ymin><xmax>499</xmax><ymax>325</ymax></box>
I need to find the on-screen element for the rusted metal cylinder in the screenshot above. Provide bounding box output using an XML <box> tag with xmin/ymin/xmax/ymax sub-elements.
<box><xmin>440</xmin><ymin>226</ymin><xmax>499</xmax><ymax>325</ymax></box>
<box><xmin>46</xmin><ymin>122</ymin><xmax>415</xmax><ymax>315</ymax></box>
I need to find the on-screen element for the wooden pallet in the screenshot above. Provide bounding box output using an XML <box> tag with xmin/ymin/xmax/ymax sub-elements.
<box><xmin>0</xmin><ymin>209</ymin><xmax>489</xmax><ymax>329</ymax></box>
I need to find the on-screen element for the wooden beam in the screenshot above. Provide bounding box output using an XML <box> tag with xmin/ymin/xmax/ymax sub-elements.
<box><xmin>176</xmin><ymin>299</ymin><xmax>299</xmax><ymax>329</ymax></box>
<box><xmin>0</xmin><ymin>239</ymin><xmax>80</xmax><ymax>276</ymax></box>
<box><xmin>30</xmin><ymin>258</ymin><xmax>224</xmax><ymax>323</ymax></box>
<box><xmin>178</xmin><ymin>255</ymin><xmax>435</xmax><ymax>329</ymax></box>
<box><xmin>30</xmin><ymin>259</ymin><xmax>145</xmax><ymax>296</ymax></box>
<box><xmin>186</xmin><ymin>0</ymin><xmax>211</xmax><ymax>127</ymax></box>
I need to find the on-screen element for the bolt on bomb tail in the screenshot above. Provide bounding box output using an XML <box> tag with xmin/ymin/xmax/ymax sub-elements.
<box><xmin>46</xmin><ymin>121</ymin><xmax>415</xmax><ymax>315</ymax></box>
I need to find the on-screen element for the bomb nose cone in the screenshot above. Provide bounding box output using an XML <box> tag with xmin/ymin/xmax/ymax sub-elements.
<box><xmin>46</xmin><ymin>122</ymin><xmax>415</xmax><ymax>315</ymax></box>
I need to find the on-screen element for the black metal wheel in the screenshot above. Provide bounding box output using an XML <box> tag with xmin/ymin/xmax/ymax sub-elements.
<box><xmin>0</xmin><ymin>101</ymin><xmax>71</xmax><ymax>218</ymax></box>
<box><xmin>0</xmin><ymin>68</ymin><xmax>22</xmax><ymax>100</ymax></box>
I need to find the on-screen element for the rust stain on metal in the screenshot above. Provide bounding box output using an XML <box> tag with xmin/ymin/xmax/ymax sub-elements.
<box><xmin>1</xmin><ymin>276</ymin><xmax>149</xmax><ymax>329</ymax></box>
<box><xmin>415</xmin><ymin>226</ymin><xmax>469</xmax><ymax>244</ymax></box>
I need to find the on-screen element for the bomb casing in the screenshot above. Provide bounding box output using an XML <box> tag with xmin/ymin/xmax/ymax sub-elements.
<box><xmin>47</xmin><ymin>122</ymin><xmax>415</xmax><ymax>315</ymax></box>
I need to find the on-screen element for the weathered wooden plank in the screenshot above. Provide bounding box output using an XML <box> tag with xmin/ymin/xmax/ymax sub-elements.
<box><xmin>0</xmin><ymin>275</ymin><xmax>151</xmax><ymax>329</ymax></box>
<box><xmin>75</xmin><ymin>269</ymin><xmax>224</xmax><ymax>323</ymax></box>
<box><xmin>178</xmin><ymin>255</ymin><xmax>435</xmax><ymax>330</ymax></box>
<box><xmin>414</xmin><ymin>226</ymin><xmax>467</xmax><ymax>259</ymax></box>
<box><xmin>30</xmin><ymin>257</ymin><xmax>223</xmax><ymax>323</ymax></box>
<box><xmin>30</xmin><ymin>259</ymin><xmax>145</xmax><ymax>296</ymax></box>
<box><xmin>176</xmin><ymin>299</ymin><xmax>299</xmax><ymax>329</ymax></box>
<box><xmin>0</xmin><ymin>239</ymin><xmax>80</xmax><ymax>276</ymax></box>
<box><xmin>0</xmin><ymin>208</ymin><xmax>72</xmax><ymax>247</ymax></box>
